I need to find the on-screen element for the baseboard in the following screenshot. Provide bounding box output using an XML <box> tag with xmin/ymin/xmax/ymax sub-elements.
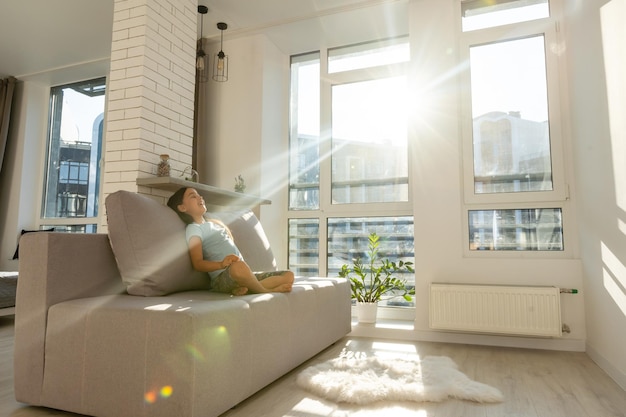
<box><xmin>413</xmin><ymin>329</ymin><xmax>586</xmax><ymax>352</ymax></box>
<box><xmin>586</xmin><ymin>342</ymin><xmax>626</xmax><ymax>391</ymax></box>
<box><xmin>348</xmin><ymin>320</ymin><xmax>586</xmax><ymax>352</ymax></box>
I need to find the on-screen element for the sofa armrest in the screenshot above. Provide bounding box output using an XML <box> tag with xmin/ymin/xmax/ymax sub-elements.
<box><xmin>14</xmin><ymin>232</ymin><xmax>124</xmax><ymax>405</ymax></box>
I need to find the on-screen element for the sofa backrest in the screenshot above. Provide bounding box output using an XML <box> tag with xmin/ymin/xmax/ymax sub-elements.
<box><xmin>105</xmin><ymin>190</ymin><xmax>276</xmax><ymax>296</ymax></box>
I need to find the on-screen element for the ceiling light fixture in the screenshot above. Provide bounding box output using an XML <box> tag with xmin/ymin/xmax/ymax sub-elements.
<box><xmin>196</xmin><ymin>5</ymin><xmax>209</xmax><ymax>83</ymax></box>
<box><xmin>212</xmin><ymin>22</ymin><xmax>228</xmax><ymax>82</ymax></box>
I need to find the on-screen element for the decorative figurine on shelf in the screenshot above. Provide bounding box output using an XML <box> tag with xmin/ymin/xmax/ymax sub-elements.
<box><xmin>234</xmin><ymin>175</ymin><xmax>246</xmax><ymax>193</ymax></box>
<box><xmin>157</xmin><ymin>154</ymin><xmax>171</xmax><ymax>177</ymax></box>
<box><xmin>181</xmin><ymin>166</ymin><xmax>199</xmax><ymax>182</ymax></box>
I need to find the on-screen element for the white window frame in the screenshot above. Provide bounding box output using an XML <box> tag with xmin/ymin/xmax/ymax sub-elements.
<box><xmin>288</xmin><ymin>46</ymin><xmax>414</xmax><ymax>278</ymax></box>
<box><xmin>40</xmin><ymin>78</ymin><xmax>106</xmax><ymax>232</ymax></box>
<box><xmin>458</xmin><ymin>0</ymin><xmax>573</xmax><ymax>258</ymax></box>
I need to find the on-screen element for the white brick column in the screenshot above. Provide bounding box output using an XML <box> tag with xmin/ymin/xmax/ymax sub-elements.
<box><xmin>102</xmin><ymin>0</ymin><xmax>196</xmax><ymax>205</ymax></box>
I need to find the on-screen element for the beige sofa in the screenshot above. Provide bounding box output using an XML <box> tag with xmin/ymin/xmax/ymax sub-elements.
<box><xmin>14</xmin><ymin>190</ymin><xmax>351</xmax><ymax>417</ymax></box>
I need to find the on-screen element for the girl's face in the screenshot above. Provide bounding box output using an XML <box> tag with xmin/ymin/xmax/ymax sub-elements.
<box><xmin>178</xmin><ymin>188</ymin><xmax>207</xmax><ymax>221</ymax></box>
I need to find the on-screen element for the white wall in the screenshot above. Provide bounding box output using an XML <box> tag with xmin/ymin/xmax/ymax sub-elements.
<box><xmin>564</xmin><ymin>0</ymin><xmax>626</xmax><ymax>390</ymax></box>
<box><xmin>202</xmin><ymin>0</ymin><xmax>588</xmax><ymax>352</ymax></box>
<box><xmin>201</xmin><ymin>35</ymin><xmax>290</xmax><ymax>268</ymax></box>
<box><xmin>399</xmin><ymin>0</ymin><xmax>585</xmax><ymax>351</ymax></box>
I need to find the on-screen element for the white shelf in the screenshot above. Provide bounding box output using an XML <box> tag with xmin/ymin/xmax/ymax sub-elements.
<box><xmin>136</xmin><ymin>176</ymin><xmax>271</xmax><ymax>208</ymax></box>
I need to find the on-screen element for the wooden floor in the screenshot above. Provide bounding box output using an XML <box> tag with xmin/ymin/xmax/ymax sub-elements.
<box><xmin>2</xmin><ymin>315</ymin><xmax>625</xmax><ymax>417</ymax></box>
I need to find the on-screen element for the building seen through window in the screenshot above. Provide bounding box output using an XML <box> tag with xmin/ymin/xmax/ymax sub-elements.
<box><xmin>42</xmin><ymin>78</ymin><xmax>105</xmax><ymax>233</ymax></box>
<box><xmin>288</xmin><ymin>39</ymin><xmax>415</xmax><ymax>307</ymax></box>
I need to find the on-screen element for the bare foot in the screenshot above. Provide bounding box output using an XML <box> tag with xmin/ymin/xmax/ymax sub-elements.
<box><xmin>272</xmin><ymin>283</ymin><xmax>293</xmax><ymax>293</ymax></box>
<box><xmin>231</xmin><ymin>287</ymin><xmax>249</xmax><ymax>296</ymax></box>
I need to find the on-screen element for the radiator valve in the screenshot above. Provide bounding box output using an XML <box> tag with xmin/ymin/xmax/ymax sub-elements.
<box><xmin>560</xmin><ymin>288</ymin><xmax>578</xmax><ymax>294</ymax></box>
<box><xmin>562</xmin><ymin>323</ymin><xmax>571</xmax><ymax>333</ymax></box>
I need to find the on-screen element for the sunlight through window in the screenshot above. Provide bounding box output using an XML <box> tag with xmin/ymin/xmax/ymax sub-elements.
<box><xmin>601</xmin><ymin>241</ymin><xmax>626</xmax><ymax>316</ymax></box>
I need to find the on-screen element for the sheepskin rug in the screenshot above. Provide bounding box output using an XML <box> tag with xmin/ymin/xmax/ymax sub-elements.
<box><xmin>296</xmin><ymin>355</ymin><xmax>504</xmax><ymax>405</ymax></box>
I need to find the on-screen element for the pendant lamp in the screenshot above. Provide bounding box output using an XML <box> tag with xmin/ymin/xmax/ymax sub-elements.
<box><xmin>212</xmin><ymin>22</ymin><xmax>228</xmax><ymax>82</ymax></box>
<box><xmin>196</xmin><ymin>5</ymin><xmax>209</xmax><ymax>82</ymax></box>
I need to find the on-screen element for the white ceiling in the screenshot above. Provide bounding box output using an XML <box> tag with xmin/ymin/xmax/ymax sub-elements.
<box><xmin>0</xmin><ymin>0</ymin><xmax>408</xmax><ymax>83</ymax></box>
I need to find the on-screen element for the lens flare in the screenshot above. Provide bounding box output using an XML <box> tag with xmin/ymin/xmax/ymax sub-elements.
<box><xmin>186</xmin><ymin>344</ymin><xmax>206</xmax><ymax>361</ymax></box>
<box><xmin>144</xmin><ymin>391</ymin><xmax>157</xmax><ymax>404</ymax></box>
<box><xmin>145</xmin><ymin>385</ymin><xmax>174</xmax><ymax>404</ymax></box>
<box><xmin>160</xmin><ymin>385</ymin><xmax>173</xmax><ymax>398</ymax></box>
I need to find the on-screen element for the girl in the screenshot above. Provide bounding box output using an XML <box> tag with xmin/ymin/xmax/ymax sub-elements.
<box><xmin>167</xmin><ymin>187</ymin><xmax>294</xmax><ymax>295</ymax></box>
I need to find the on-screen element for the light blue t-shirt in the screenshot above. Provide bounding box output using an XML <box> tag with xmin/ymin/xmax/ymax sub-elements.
<box><xmin>186</xmin><ymin>221</ymin><xmax>241</xmax><ymax>279</ymax></box>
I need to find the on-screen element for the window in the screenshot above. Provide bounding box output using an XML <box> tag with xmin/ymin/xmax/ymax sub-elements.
<box><xmin>331</xmin><ymin>76</ymin><xmax>409</xmax><ymax>204</ymax></box>
<box><xmin>461</xmin><ymin>0</ymin><xmax>550</xmax><ymax>32</ymax></box>
<box><xmin>288</xmin><ymin>218</ymin><xmax>319</xmax><ymax>276</ymax></box>
<box><xmin>42</xmin><ymin>78</ymin><xmax>106</xmax><ymax>233</ymax></box>
<box><xmin>328</xmin><ymin>37</ymin><xmax>410</xmax><ymax>73</ymax></box>
<box><xmin>289</xmin><ymin>38</ymin><xmax>414</xmax><ymax>306</ymax></box>
<box><xmin>470</xmin><ymin>36</ymin><xmax>552</xmax><ymax>195</ymax></box>
<box><xmin>461</xmin><ymin>0</ymin><xmax>568</xmax><ymax>253</ymax></box>
<box><xmin>289</xmin><ymin>53</ymin><xmax>320</xmax><ymax>211</ymax></box>
<box><xmin>469</xmin><ymin>208</ymin><xmax>563</xmax><ymax>251</ymax></box>
<box><xmin>328</xmin><ymin>216</ymin><xmax>414</xmax><ymax>307</ymax></box>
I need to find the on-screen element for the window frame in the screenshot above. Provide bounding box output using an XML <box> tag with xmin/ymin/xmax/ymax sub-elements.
<box><xmin>40</xmin><ymin>77</ymin><xmax>106</xmax><ymax>232</ymax></box>
<box><xmin>458</xmin><ymin>0</ymin><xmax>573</xmax><ymax>258</ymax></box>
<box><xmin>288</xmin><ymin>45</ymin><xmax>414</xmax><ymax>278</ymax></box>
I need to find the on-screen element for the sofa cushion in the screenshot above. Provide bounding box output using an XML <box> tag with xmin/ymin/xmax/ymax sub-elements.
<box><xmin>213</xmin><ymin>210</ymin><xmax>276</xmax><ymax>272</ymax></box>
<box><xmin>106</xmin><ymin>191</ymin><xmax>208</xmax><ymax>296</ymax></box>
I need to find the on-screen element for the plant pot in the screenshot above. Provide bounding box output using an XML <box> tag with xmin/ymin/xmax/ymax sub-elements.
<box><xmin>356</xmin><ymin>302</ymin><xmax>378</xmax><ymax>323</ymax></box>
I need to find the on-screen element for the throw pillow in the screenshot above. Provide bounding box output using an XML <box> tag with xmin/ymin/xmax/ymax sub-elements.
<box><xmin>105</xmin><ymin>191</ymin><xmax>208</xmax><ymax>296</ymax></box>
<box><xmin>213</xmin><ymin>210</ymin><xmax>277</xmax><ymax>272</ymax></box>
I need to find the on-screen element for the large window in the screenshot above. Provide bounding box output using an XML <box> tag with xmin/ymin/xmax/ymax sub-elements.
<box><xmin>42</xmin><ymin>78</ymin><xmax>106</xmax><ymax>233</ymax></box>
<box><xmin>470</xmin><ymin>36</ymin><xmax>552</xmax><ymax>195</ymax></box>
<box><xmin>461</xmin><ymin>0</ymin><xmax>567</xmax><ymax>253</ymax></box>
<box><xmin>331</xmin><ymin>76</ymin><xmax>409</xmax><ymax>204</ymax></box>
<box><xmin>289</xmin><ymin>38</ymin><xmax>414</xmax><ymax>306</ymax></box>
<box><xmin>289</xmin><ymin>53</ymin><xmax>320</xmax><ymax>211</ymax></box>
<box><xmin>461</xmin><ymin>0</ymin><xmax>550</xmax><ymax>32</ymax></box>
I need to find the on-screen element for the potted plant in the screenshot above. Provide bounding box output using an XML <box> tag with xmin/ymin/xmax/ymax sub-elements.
<box><xmin>338</xmin><ymin>232</ymin><xmax>415</xmax><ymax>323</ymax></box>
<box><xmin>234</xmin><ymin>174</ymin><xmax>246</xmax><ymax>193</ymax></box>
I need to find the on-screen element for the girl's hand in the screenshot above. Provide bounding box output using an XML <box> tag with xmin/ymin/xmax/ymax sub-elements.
<box><xmin>221</xmin><ymin>254</ymin><xmax>240</xmax><ymax>268</ymax></box>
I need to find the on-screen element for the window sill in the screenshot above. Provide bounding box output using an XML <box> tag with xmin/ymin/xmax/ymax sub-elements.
<box><xmin>349</xmin><ymin>318</ymin><xmax>416</xmax><ymax>340</ymax></box>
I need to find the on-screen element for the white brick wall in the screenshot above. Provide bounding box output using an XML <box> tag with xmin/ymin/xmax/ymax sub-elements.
<box><xmin>102</xmin><ymin>0</ymin><xmax>196</xmax><ymax>206</ymax></box>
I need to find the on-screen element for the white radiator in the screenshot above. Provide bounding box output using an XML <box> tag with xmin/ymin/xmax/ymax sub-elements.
<box><xmin>429</xmin><ymin>283</ymin><xmax>562</xmax><ymax>337</ymax></box>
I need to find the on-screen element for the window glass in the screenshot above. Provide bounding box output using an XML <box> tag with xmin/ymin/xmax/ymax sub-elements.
<box><xmin>328</xmin><ymin>37</ymin><xmax>409</xmax><ymax>73</ymax></box>
<box><xmin>289</xmin><ymin>53</ymin><xmax>320</xmax><ymax>210</ymax></box>
<box><xmin>331</xmin><ymin>76</ymin><xmax>409</xmax><ymax>204</ymax></box>
<box><xmin>470</xmin><ymin>36</ymin><xmax>552</xmax><ymax>194</ymax></box>
<box><xmin>328</xmin><ymin>216</ymin><xmax>414</xmax><ymax>306</ymax></box>
<box><xmin>289</xmin><ymin>39</ymin><xmax>413</xmax><ymax>310</ymax></box>
<box><xmin>461</xmin><ymin>0</ymin><xmax>550</xmax><ymax>32</ymax></box>
<box><xmin>42</xmin><ymin>78</ymin><xmax>105</xmax><ymax>230</ymax></box>
<box><xmin>469</xmin><ymin>208</ymin><xmax>563</xmax><ymax>251</ymax></box>
<box><xmin>288</xmin><ymin>218</ymin><xmax>319</xmax><ymax>276</ymax></box>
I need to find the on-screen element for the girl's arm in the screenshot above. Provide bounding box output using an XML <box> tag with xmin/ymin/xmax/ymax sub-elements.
<box><xmin>187</xmin><ymin>236</ymin><xmax>238</xmax><ymax>272</ymax></box>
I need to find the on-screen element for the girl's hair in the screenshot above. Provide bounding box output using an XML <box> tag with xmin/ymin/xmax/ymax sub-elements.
<box><xmin>167</xmin><ymin>188</ymin><xmax>232</xmax><ymax>237</ymax></box>
<box><xmin>167</xmin><ymin>187</ymin><xmax>194</xmax><ymax>224</ymax></box>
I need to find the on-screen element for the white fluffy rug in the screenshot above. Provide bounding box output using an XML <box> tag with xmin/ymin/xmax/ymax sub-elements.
<box><xmin>296</xmin><ymin>355</ymin><xmax>504</xmax><ymax>405</ymax></box>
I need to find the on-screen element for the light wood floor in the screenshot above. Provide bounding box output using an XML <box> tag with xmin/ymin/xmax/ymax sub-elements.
<box><xmin>2</xmin><ymin>315</ymin><xmax>625</xmax><ymax>417</ymax></box>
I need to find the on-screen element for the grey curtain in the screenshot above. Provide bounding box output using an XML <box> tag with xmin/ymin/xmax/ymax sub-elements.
<box><xmin>0</xmin><ymin>76</ymin><xmax>17</xmax><ymax>175</ymax></box>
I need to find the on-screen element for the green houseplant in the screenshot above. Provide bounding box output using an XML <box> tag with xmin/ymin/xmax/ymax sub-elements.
<box><xmin>234</xmin><ymin>174</ymin><xmax>246</xmax><ymax>193</ymax></box>
<box><xmin>338</xmin><ymin>232</ymin><xmax>415</xmax><ymax>323</ymax></box>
